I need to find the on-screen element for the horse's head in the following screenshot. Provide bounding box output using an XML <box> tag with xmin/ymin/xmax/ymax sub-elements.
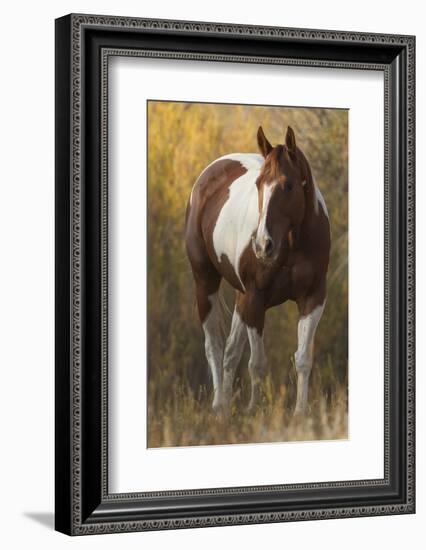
<box><xmin>252</xmin><ymin>125</ymin><xmax>309</xmax><ymax>264</ymax></box>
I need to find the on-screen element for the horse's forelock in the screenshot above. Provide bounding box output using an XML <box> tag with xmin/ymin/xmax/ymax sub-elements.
<box><xmin>259</xmin><ymin>145</ymin><xmax>286</xmax><ymax>184</ymax></box>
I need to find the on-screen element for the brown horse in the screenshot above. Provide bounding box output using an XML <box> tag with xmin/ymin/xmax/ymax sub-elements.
<box><xmin>185</xmin><ymin>126</ymin><xmax>330</xmax><ymax>415</ymax></box>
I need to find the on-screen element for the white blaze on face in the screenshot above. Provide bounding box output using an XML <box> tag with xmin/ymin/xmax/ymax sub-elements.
<box><xmin>256</xmin><ymin>182</ymin><xmax>276</xmax><ymax>248</ymax></box>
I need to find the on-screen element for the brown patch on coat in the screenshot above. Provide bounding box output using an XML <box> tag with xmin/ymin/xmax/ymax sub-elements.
<box><xmin>185</xmin><ymin>158</ymin><xmax>247</xmax><ymax>322</ymax></box>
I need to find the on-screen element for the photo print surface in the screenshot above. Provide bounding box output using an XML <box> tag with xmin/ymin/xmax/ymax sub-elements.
<box><xmin>147</xmin><ymin>100</ymin><xmax>348</xmax><ymax>448</ymax></box>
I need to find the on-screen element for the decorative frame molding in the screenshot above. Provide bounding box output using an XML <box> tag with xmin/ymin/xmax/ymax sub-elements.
<box><xmin>55</xmin><ymin>13</ymin><xmax>415</xmax><ymax>535</ymax></box>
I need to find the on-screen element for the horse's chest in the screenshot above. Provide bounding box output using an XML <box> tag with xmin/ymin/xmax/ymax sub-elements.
<box><xmin>212</xmin><ymin>173</ymin><xmax>259</xmax><ymax>290</ymax></box>
<box><xmin>289</xmin><ymin>256</ymin><xmax>315</xmax><ymax>298</ymax></box>
<box><xmin>262</xmin><ymin>255</ymin><xmax>314</xmax><ymax>307</ymax></box>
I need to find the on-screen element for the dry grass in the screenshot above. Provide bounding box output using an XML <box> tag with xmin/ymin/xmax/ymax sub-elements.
<box><xmin>148</xmin><ymin>369</ymin><xmax>348</xmax><ymax>448</ymax></box>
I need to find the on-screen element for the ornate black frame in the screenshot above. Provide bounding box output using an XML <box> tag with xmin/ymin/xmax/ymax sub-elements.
<box><xmin>55</xmin><ymin>13</ymin><xmax>415</xmax><ymax>535</ymax></box>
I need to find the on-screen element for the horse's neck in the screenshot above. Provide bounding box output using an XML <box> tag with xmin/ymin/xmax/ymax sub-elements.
<box><xmin>300</xmin><ymin>152</ymin><xmax>324</xmax><ymax>224</ymax></box>
<box><xmin>303</xmin><ymin>180</ymin><xmax>318</xmax><ymax>222</ymax></box>
<box><xmin>297</xmin><ymin>179</ymin><xmax>325</xmax><ymax>252</ymax></box>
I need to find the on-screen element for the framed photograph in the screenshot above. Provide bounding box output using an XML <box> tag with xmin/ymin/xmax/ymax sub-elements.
<box><xmin>55</xmin><ymin>14</ymin><xmax>415</xmax><ymax>535</ymax></box>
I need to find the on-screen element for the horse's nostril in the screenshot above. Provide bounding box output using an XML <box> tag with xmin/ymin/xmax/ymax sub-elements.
<box><xmin>264</xmin><ymin>238</ymin><xmax>274</xmax><ymax>257</ymax></box>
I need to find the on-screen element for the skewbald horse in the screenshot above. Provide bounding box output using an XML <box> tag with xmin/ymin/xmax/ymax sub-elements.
<box><xmin>185</xmin><ymin>126</ymin><xmax>330</xmax><ymax>415</ymax></box>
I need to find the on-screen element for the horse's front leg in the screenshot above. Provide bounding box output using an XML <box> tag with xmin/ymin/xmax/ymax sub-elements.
<box><xmin>239</xmin><ymin>289</ymin><xmax>266</xmax><ymax>412</ymax></box>
<box><xmin>247</xmin><ymin>326</ymin><xmax>267</xmax><ymax>412</ymax></box>
<box><xmin>294</xmin><ymin>289</ymin><xmax>326</xmax><ymax>415</ymax></box>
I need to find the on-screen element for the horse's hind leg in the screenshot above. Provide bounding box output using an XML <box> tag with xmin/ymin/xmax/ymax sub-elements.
<box><xmin>294</xmin><ymin>289</ymin><xmax>326</xmax><ymax>415</ymax></box>
<box><xmin>222</xmin><ymin>292</ymin><xmax>248</xmax><ymax>412</ymax></box>
<box><xmin>193</xmin><ymin>269</ymin><xmax>225</xmax><ymax>412</ymax></box>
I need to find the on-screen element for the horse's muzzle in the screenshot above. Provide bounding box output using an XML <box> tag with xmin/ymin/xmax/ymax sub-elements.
<box><xmin>252</xmin><ymin>235</ymin><xmax>276</xmax><ymax>263</ymax></box>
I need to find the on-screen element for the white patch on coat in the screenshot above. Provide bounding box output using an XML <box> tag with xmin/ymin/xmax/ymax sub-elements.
<box><xmin>202</xmin><ymin>292</ymin><xmax>225</xmax><ymax>409</ymax></box>
<box><xmin>189</xmin><ymin>153</ymin><xmax>263</xmax><ymax>206</ymax></box>
<box><xmin>212</xmin><ymin>154</ymin><xmax>264</xmax><ymax>290</ymax></box>
<box><xmin>219</xmin><ymin>153</ymin><xmax>264</xmax><ymax>171</ymax></box>
<box><xmin>256</xmin><ymin>182</ymin><xmax>276</xmax><ymax>246</ymax></box>
<box><xmin>294</xmin><ymin>302</ymin><xmax>325</xmax><ymax>413</ymax></box>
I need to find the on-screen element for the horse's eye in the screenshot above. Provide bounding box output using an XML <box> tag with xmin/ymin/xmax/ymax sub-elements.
<box><xmin>285</xmin><ymin>182</ymin><xmax>293</xmax><ymax>192</ymax></box>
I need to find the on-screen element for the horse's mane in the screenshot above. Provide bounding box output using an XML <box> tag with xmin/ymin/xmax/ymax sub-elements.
<box><xmin>296</xmin><ymin>147</ymin><xmax>320</xmax><ymax>218</ymax></box>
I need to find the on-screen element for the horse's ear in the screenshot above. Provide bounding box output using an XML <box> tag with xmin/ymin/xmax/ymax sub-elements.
<box><xmin>257</xmin><ymin>126</ymin><xmax>273</xmax><ymax>158</ymax></box>
<box><xmin>285</xmin><ymin>126</ymin><xmax>297</xmax><ymax>156</ymax></box>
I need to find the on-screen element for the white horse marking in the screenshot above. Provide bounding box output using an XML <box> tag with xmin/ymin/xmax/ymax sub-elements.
<box><xmin>222</xmin><ymin>308</ymin><xmax>247</xmax><ymax>407</ymax></box>
<box><xmin>202</xmin><ymin>292</ymin><xmax>225</xmax><ymax>410</ymax></box>
<box><xmin>256</xmin><ymin>182</ymin><xmax>277</xmax><ymax>247</ymax></box>
<box><xmin>212</xmin><ymin>154</ymin><xmax>264</xmax><ymax>290</ymax></box>
<box><xmin>247</xmin><ymin>326</ymin><xmax>267</xmax><ymax>409</ymax></box>
<box><xmin>294</xmin><ymin>302</ymin><xmax>325</xmax><ymax>414</ymax></box>
<box><xmin>189</xmin><ymin>153</ymin><xmax>264</xmax><ymax>207</ymax></box>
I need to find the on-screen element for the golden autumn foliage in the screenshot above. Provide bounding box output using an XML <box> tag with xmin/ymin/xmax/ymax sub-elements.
<box><xmin>147</xmin><ymin>101</ymin><xmax>348</xmax><ymax>447</ymax></box>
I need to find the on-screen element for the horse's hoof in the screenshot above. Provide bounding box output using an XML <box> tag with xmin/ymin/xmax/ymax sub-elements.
<box><xmin>212</xmin><ymin>397</ymin><xmax>228</xmax><ymax>418</ymax></box>
<box><xmin>212</xmin><ymin>401</ymin><xmax>222</xmax><ymax>416</ymax></box>
<box><xmin>293</xmin><ymin>405</ymin><xmax>309</xmax><ymax>419</ymax></box>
